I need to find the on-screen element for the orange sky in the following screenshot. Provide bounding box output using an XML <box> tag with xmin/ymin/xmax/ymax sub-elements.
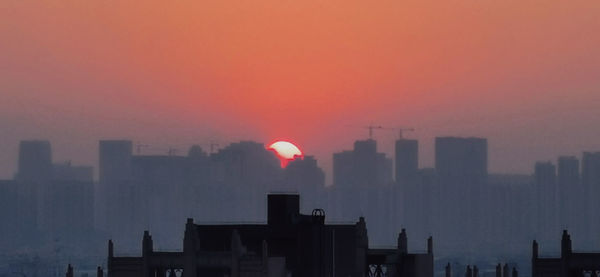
<box><xmin>1</xmin><ymin>0</ymin><xmax>599</xmax><ymax>181</ymax></box>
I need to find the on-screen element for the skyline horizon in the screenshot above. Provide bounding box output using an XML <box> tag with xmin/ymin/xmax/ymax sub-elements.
<box><xmin>2</xmin><ymin>132</ymin><xmax>598</xmax><ymax>183</ymax></box>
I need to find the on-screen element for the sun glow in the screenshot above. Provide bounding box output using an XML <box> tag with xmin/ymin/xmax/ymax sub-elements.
<box><xmin>267</xmin><ymin>141</ymin><xmax>303</xmax><ymax>168</ymax></box>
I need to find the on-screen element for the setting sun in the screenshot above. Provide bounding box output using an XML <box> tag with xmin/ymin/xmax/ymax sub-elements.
<box><xmin>267</xmin><ymin>140</ymin><xmax>303</xmax><ymax>167</ymax></box>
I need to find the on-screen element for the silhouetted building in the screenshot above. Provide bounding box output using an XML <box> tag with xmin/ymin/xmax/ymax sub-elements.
<box><xmin>395</xmin><ymin>139</ymin><xmax>418</xmax><ymax>186</ymax></box>
<box><xmin>402</xmin><ymin>168</ymin><xmax>436</xmax><ymax>246</ymax></box>
<box><xmin>333</xmin><ymin>150</ymin><xmax>354</xmax><ymax>188</ymax></box>
<box><xmin>38</xmin><ymin>180</ymin><xmax>94</xmax><ymax>240</ymax></box>
<box><xmin>98</xmin><ymin>140</ymin><xmax>133</xmax><ymax>239</ymax></box>
<box><xmin>435</xmin><ymin>137</ymin><xmax>487</xmax><ymax>252</ymax></box>
<box><xmin>367</xmin><ymin>229</ymin><xmax>434</xmax><ymax>277</ymax></box>
<box><xmin>331</xmin><ymin>139</ymin><xmax>394</xmax><ymax>245</ymax></box>
<box><xmin>209</xmin><ymin>141</ymin><xmax>283</xmax><ymax>220</ymax></box>
<box><xmin>532</xmin><ymin>230</ymin><xmax>600</xmax><ymax>277</ymax></box>
<box><xmin>583</xmin><ymin>152</ymin><xmax>600</xmax><ymax>247</ymax></box>
<box><xmin>53</xmin><ymin>161</ymin><xmax>94</xmax><ymax>182</ymax></box>
<box><xmin>557</xmin><ymin>156</ymin><xmax>581</xmax><ymax>237</ymax></box>
<box><xmin>0</xmin><ymin>180</ymin><xmax>37</xmax><ymax>248</ymax></box>
<box><xmin>283</xmin><ymin>156</ymin><xmax>325</xmax><ymax>211</ymax></box>
<box><xmin>333</xmin><ymin>139</ymin><xmax>392</xmax><ymax>188</ymax></box>
<box><xmin>17</xmin><ymin>140</ymin><xmax>52</xmax><ymax>182</ymax></box>
<box><xmin>535</xmin><ymin>161</ymin><xmax>558</xmax><ymax>245</ymax></box>
<box><xmin>99</xmin><ymin>140</ymin><xmax>133</xmax><ymax>184</ymax></box>
<box><xmin>107</xmin><ymin>194</ymin><xmax>433</xmax><ymax>277</ymax></box>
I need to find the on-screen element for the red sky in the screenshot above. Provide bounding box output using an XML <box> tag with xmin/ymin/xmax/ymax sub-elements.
<box><xmin>1</xmin><ymin>0</ymin><xmax>599</xmax><ymax>181</ymax></box>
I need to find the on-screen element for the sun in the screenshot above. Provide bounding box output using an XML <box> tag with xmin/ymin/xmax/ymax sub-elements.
<box><xmin>267</xmin><ymin>140</ymin><xmax>303</xmax><ymax>168</ymax></box>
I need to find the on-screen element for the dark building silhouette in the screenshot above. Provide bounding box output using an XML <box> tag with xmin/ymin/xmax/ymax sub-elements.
<box><xmin>98</xmin><ymin>140</ymin><xmax>134</xmax><ymax>241</ymax></box>
<box><xmin>330</xmin><ymin>139</ymin><xmax>394</xmax><ymax>245</ymax></box>
<box><xmin>38</xmin><ymin>180</ymin><xmax>94</xmax><ymax>240</ymax></box>
<box><xmin>333</xmin><ymin>150</ymin><xmax>354</xmax><ymax>188</ymax></box>
<box><xmin>395</xmin><ymin>138</ymin><xmax>418</xmax><ymax>186</ymax></box>
<box><xmin>583</xmin><ymin>152</ymin><xmax>600</xmax><ymax>247</ymax></box>
<box><xmin>283</xmin><ymin>156</ymin><xmax>326</xmax><ymax>211</ymax></box>
<box><xmin>17</xmin><ymin>140</ymin><xmax>53</xmax><ymax>182</ymax></box>
<box><xmin>333</xmin><ymin>139</ymin><xmax>392</xmax><ymax>188</ymax></box>
<box><xmin>435</xmin><ymin>137</ymin><xmax>487</xmax><ymax>252</ymax></box>
<box><xmin>402</xmin><ymin>168</ymin><xmax>436</xmax><ymax>247</ymax></box>
<box><xmin>107</xmin><ymin>194</ymin><xmax>433</xmax><ymax>277</ymax></box>
<box><xmin>53</xmin><ymin>161</ymin><xmax>94</xmax><ymax>182</ymax></box>
<box><xmin>0</xmin><ymin>180</ymin><xmax>37</xmax><ymax>248</ymax></box>
<box><xmin>532</xmin><ymin>230</ymin><xmax>600</xmax><ymax>277</ymax></box>
<box><xmin>99</xmin><ymin>140</ymin><xmax>133</xmax><ymax>184</ymax></box>
<box><xmin>557</xmin><ymin>156</ymin><xmax>582</xmax><ymax>238</ymax></box>
<box><xmin>366</xmin><ymin>229</ymin><xmax>433</xmax><ymax>277</ymax></box>
<box><xmin>535</xmin><ymin>161</ymin><xmax>558</xmax><ymax>246</ymax></box>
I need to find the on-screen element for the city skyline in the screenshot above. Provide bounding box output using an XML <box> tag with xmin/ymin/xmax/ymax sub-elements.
<box><xmin>2</xmin><ymin>1</ymin><xmax>600</xmax><ymax>276</ymax></box>
<box><xmin>2</xmin><ymin>0</ymin><xmax>600</xmax><ymax>181</ymax></box>
<box><xmin>2</xmin><ymin>135</ymin><xmax>599</xmax><ymax>184</ymax></box>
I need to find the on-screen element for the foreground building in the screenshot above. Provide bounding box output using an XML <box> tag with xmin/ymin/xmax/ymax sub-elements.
<box><xmin>532</xmin><ymin>230</ymin><xmax>600</xmax><ymax>277</ymax></box>
<box><xmin>107</xmin><ymin>194</ymin><xmax>433</xmax><ymax>277</ymax></box>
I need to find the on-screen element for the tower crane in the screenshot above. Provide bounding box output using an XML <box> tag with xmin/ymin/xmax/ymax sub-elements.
<box><xmin>396</xmin><ymin>127</ymin><xmax>415</xmax><ymax>139</ymax></box>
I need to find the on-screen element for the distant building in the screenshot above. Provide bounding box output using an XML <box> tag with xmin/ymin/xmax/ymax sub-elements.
<box><xmin>283</xmin><ymin>156</ymin><xmax>325</xmax><ymax>211</ymax></box>
<box><xmin>106</xmin><ymin>194</ymin><xmax>433</xmax><ymax>277</ymax></box>
<box><xmin>97</xmin><ymin>140</ymin><xmax>133</xmax><ymax>238</ymax></box>
<box><xmin>53</xmin><ymin>161</ymin><xmax>94</xmax><ymax>182</ymax></box>
<box><xmin>395</xmin><ymin>139</ymin><xmax>418</xmax><ymax>186</ymax></box>
<box><xmin>532</xmin><ymin>230</ymin><xmax>600</xmax><ymax>277</ymax></box>
<box><xmin>330</xmin><ymin>139</ymin><xmax>394</xmax><ymax>245</ymax></box>
<box><xmin>557</xmin><ymin>156</ymin><xmax>581</xmax><ymax>237</ymax></box>
<box><xmin>99</xmin><ymin>140</ymin><xmax>133</xmax><ymax>184</ymax></box>
<box><xmin>0</xmin><ymin>180</ymin><xmax>37</xmax><ymax>248</ymax></box>
<box><xmin>39</xmin><ymin>180</ymin><xmax>94</xmax><ymax>239</ymax></box>
<box><xmin>582</xmin><ymin>152</ymin><xmax>600</xmax><ymax>246</ymax></box>
<box><xmin>434</xmin><ymin>137</ymin><xmax>487</xmax><ymax>252</ymax></box>
<box><xmin>333</xmin><ymin>150</ymin><xmax>354</xmax><ymax>187</ymax></box>
<box><xmin>535</xmin><ymin>161</ymin><xmax>558</xmax><ymax>245</ymax></box>
<box><xmin>16</xmin><ymin>140</ymin><xmax>52</xmax><ymax>182</ymax></box>
<box><xmin>332</xmin><ymin>139</ymin><xmax>392</xmax><ymax>188</ymax></box>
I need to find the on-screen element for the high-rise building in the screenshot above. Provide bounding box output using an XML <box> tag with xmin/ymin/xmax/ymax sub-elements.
<box><xmin>583</xmin><ymin>152</ymin><xmax>600</xmax><ymax>246</ymax></box>
<box><xmin>395</xmin><ymin>139</ymin><xmax>418</xmax><ymax>186</ymax></box>
<box><xmin>0</xmin><ymin>180</ymin><xmax>38</xmax><ymax>248</ymax></box>
<box><xmin>284</xmin><ymin>156</ymin><xmax>325</xmax><ymax>212</ymax></box>
<box><xmin>333</xmin><ymin>151</ymin><xmax>354</xmax><ymax>187</ymax></box>
<box><xmin>435</xmin><ymin>137</ymin><xmax>487</xmax><ymax>184</ymax></box>
<box><xmin>434</xmin><ymin>137</ymin><xmax>487</xmax><ymax>253</ymax></box>
<box><xmin>535</xmin><ymin>161</ymin><xmax>558</xmax><ymax>245</ymax></box>
<box><xmin>557</xmin><ymin>156</ymin><xmax>580</xmax><ymax>232</ymax></box>
<box><xmin>53</xmin><ymin>161</ymin><xmax>94</xmax><ymax>182</ymax></box>
<box><xmin>17</xmin><ymin>140</ymin><xmax>52</xmax><ymax>182</ymax></box>
<box><xmin>332</xmin><ymin>139</ymin><xmax>392</xmax><ymax>188</ymax></box>
<box><xmin>97</xmin><ymin>140</ymin><xmax>133</xmax><ymax>237</ymax></box>
<box><xmin>99</xmin><ymin>140</ymin><xmax>133</xmax><ymax>184</ymax></box>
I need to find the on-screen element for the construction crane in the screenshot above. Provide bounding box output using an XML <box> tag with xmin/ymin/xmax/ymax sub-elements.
<box><xmin>396</xmin><ymin>127</ymin><xmax>415</xmax><ymax>139</ymax></box>
<box><xmin>346</xmin><ymin>124</ymin><xmax>391</xmax><ymax>139</ymax></box>
<box><xmin>364</xmin><ymin>124</ymin><xmax>384</xmax><ymax>139</ymax></box>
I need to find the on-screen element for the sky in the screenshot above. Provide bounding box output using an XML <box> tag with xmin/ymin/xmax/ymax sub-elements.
<box><xmin>1</xmin><ymin>0</ymin><xmax>599</xmax><ymax>182</ymax></box>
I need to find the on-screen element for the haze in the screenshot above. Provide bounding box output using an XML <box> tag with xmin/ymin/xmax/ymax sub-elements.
<box><xmin>1</xmin><ymin>0</ymin><xmax>599</xmax><ymax>180</ymax></box>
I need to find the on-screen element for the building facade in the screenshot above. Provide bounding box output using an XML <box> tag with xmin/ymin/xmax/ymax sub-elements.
<box><xmin>107</xmin><ymin>194</ymin><xmax>433</xmax><ymax>277</ymax></box>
